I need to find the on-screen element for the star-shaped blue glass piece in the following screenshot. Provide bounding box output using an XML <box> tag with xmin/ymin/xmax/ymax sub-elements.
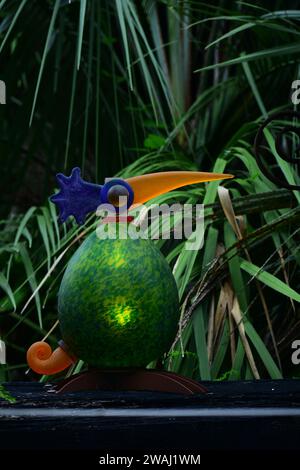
<box><xmin>50</xmin><ymin>167</ymin><xmax>102</xmax><ymax>224</ymax></box>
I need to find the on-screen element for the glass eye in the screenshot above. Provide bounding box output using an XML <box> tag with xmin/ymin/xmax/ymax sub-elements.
<box><xmin>107</xmin><ymin>184</ymin><xmax>129</xmax><ymax>207</ymax></box>
<box><xmin>101</xmin><ymin>179</ymin><xmax>134</xmax><ymax>212</ymax></box>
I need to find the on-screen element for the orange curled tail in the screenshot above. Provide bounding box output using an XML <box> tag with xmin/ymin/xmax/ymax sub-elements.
<box><xmin>27</xmin><ymin>341</ymin><xmax>74</xmax><ymax>375</ymax></box>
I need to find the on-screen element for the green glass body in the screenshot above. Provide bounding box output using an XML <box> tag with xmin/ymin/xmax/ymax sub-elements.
<box><xmin>58</xmin><ymin>224</ymin><xmax>180</xmax><ymax>368</ymax></box>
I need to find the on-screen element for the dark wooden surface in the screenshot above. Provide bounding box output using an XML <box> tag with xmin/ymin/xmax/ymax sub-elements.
<box><xmin>0</xmin><ymin>380</ymin><xmax>300</xmax><ymax>450</ymax></box>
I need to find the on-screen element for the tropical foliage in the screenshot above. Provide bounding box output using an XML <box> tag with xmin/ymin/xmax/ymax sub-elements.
<box><xmin>0</xmin><ymin>0</ymin><xmax>300</xmax><ymax>383</ymax></box>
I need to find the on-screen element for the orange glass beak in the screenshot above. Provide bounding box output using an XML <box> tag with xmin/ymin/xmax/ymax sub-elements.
<box><xmin>125</xmin><ymin>171</ymin><xmax>233</xmax><ymax>205</ymax></box>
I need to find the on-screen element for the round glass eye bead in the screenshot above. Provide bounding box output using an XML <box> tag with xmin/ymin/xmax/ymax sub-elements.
<box><xmin>107</xmin><ymin>184</ymin><xmax>129</xmax><ymax>207</ymax></box>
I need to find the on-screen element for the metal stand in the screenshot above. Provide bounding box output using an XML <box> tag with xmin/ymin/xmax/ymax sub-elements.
<box><xmin>54</xmin><ymin>368</ymin><xmax>207</xmax><ymax>395</ymax></box>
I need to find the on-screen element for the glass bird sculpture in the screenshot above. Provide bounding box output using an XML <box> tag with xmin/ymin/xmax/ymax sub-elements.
<box><xmin>26</xmin><ymin>169</ymin><xmax>233</xmax><ymax>380</ymax></box>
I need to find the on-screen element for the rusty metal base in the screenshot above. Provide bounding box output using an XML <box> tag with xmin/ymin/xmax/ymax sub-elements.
<box><xmin>54</xmin><ymin>369</ymin><xmax>207</xmax><ymax>395</ymax></box>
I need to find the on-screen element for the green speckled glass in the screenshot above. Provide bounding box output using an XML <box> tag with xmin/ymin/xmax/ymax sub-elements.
<box><xmin>58</xmin><ymin>224</ymin><xmax>179</xmax><ymax>368</ymax></box>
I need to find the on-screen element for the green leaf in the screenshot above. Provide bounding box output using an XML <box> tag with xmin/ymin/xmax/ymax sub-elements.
<box><xmin>211</xmin><ymin>319</ymin><xmax>230</xmax><ymax>379</ymax></box>
<box><xmin>21</xmin><ymin>227</ymin><xmax>32</xmax><ymax>248</ymax></box>
<box><xmin>241</xmin><ymin>58</ymin><xmax>267</xmax><ymax>118</ymax></box>
<box><xmin>37</xmin><ymin>215</ymin><xmax>51</xmax><ymax>270</ymax></box>
<box><xmin>193</xmin><ymin>306</ymin><xmax>211</xmax><ymax>380</ymax></box>
<box><xmin>144</xmin><ymin>133</ymin><xmax>166</xmax><ymax>149</ymax></box>
<box><xmin>0</xmin><ymin>385</ymin><xmax>16</xmax><ymax>403</ymax></box>
<box><xmin>76</xmin><ymin>0</ymin><xmax>87</xmax><ymax>70</ymax></box>
<box><xmin>240</xmin><ymin>259</ymin><xmax>300</xmax><ymax>303</ymax></box>
<box><xmin>18</xmin><ymin>244</ymin><xmax>42</xmax><ymax>328</ymax></box>
<box><xmin>229</xmin><ymin>338</ymin><xmax>245</xmax><ymax>380</ymax></box>
<box><xmin>201</xmin><ymin>225</ymin><xmax>218</xmax><ymax>275</ymax></box>
<box><xmin>13</xmin><ymin>207</ymin><xmax>36</xmax><ymax>246</ymax></box>
<box><xmin>82</xmin><ymin>0</ymin><xmax>95</xmax><ymax>170</ymax></box>
<box><xmin>173</xmin><ymin>222</ymin><xmax>205</xmax><ymax>300</ymax></box>
<box><xmin>245</xmin><ymin>322</ymin><xmax>282</xmax><ymax>379</ymax></box>
<box><xmin>196</xmin><ymin>42</ymin><xmax>300</xmax><ymax>73</ymax></box>
<box><xmin>29</xmin><ymin>0</ymin><xmax>60</xmax><ymax>126</ymax></box>
<box><xmin>64</xmin><ymin>54</ymin><xmax>78</xmax><ymax>169</ymax></box>
<box><xmin>0</xmin><ymin>0</ymin><xmax>28</xmax><ymax>54</ymax></box>
<box><xmin>0</xmin><ymin>272</ymin><xmax>16</xmax><ymax>311</ymax></box>
<box><xmin>115</xmin><ymin>0</ymin><xmax>133</xmax><ymax>90</ymax></box>
<box><xmin>41</xmin><ymin>207</ymin><xmax>56</xmax><ymax>254</ymax></box>
<box><xmin>0</xmin><ymin>0</ymin><xmax>8</xmax><ymax>10</ymax></box>
<box><xmin>203</xmin><ymin>158</ymin><xmax>229</xmax><ymax>205</ymax></box>
<box><xmin>206</xmin><ymin>22</ymin><xmax>255</xmax><ymax>50</ymax></box>
<box><xmin>263</xmin><ymin>127</ymin><xmax>300</xmax><ymax>204</ymax></box>
<box><xmin>49</xmin><ymin>199</ymin><xmax>61</xmax><ymax>250</ymax></box>
<box><xmin>7</xmin><ymin>206</ymin><xmax>36</xmax><ymax>280</ymax></box>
